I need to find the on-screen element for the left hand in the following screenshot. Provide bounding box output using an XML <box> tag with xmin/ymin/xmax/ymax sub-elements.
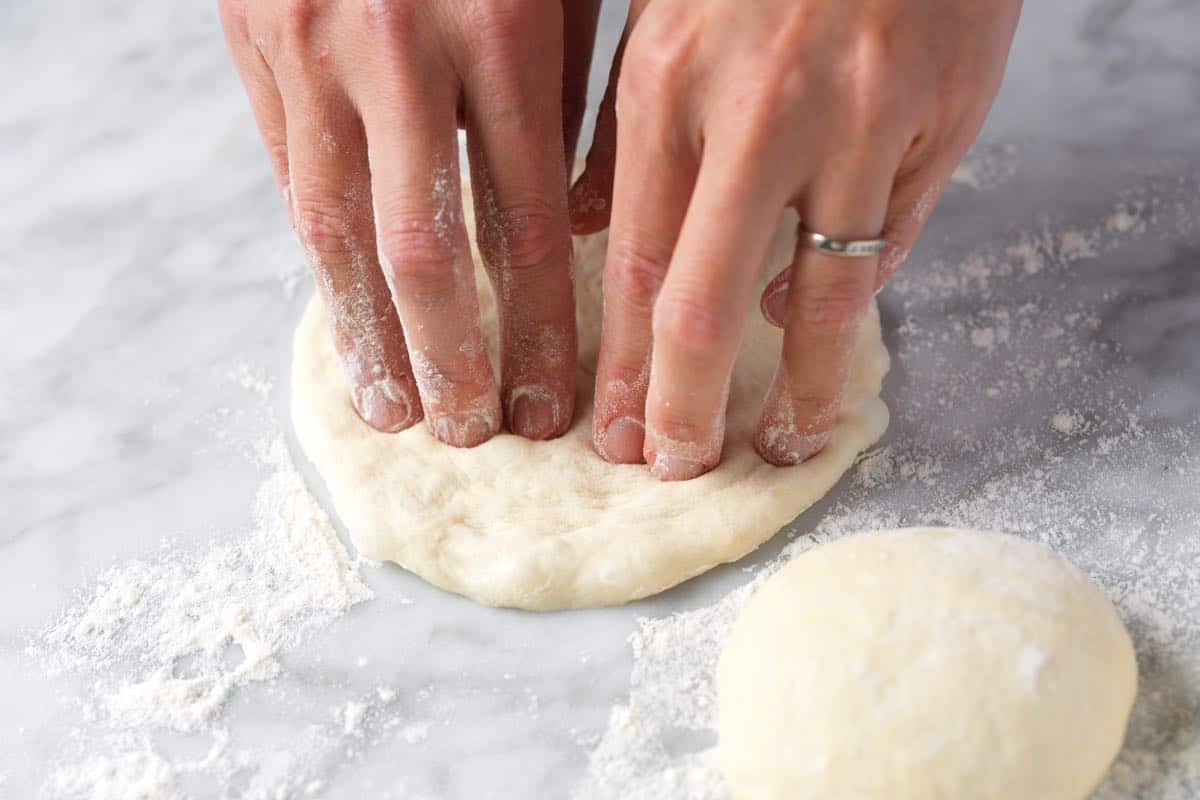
<box><xmin>570</xmin><ymin>0</ymin><xmax>1022</xmax><ymax>479</ymax></box>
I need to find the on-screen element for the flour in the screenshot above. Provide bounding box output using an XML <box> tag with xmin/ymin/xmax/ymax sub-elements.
<box><xmin>339</xmin><ymin>701</ymin><xmax>369</xmax><ymax>738</ymax></box>
<box><xmin>35</xmin><ymin>430</ymin><xmax>370</xmax><ymax>726</ymax></box>
<box><xmin>1050</xmin><ymin>411</ymin><xmax>1086</xmax><ymax>435</ymax></box>
<box><xmin>573</xmin><ymin>595</ymin><xmax>745</xmax><ymax>800</ymax></box>
<box><xmin>30</xmin><ymin>373</ymin><xmax>393</xmax><ymax>798</ymax></box>
<box><xmin>226</xmin><ymin>362</ymin><xmax>274</xmax><ymax>400</ymax></box>
<box><xmin>574</xmin><ymin>174</ymin><xmax>1200</xmax><ymax>799</ymax></box>
<box><xmin>950</xmin><ymin>142</ymin><xmax>1020</xmax><ymax>190</ymax></box>
<box><xmin>29</xmin><ymin>362</ymin><xmax>459</xmax><ymax>799</ymax></box>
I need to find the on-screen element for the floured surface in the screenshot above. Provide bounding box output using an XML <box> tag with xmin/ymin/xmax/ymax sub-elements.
<box><xmin>291</xmin><ymin>201</ymin><xmax>890</xmax><ymax>610</ymax></box>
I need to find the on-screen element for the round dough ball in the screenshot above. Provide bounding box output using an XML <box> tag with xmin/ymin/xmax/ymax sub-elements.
<box><xmin>716</xmin><ymin>527</ymin><xmax>1137</xmax><ymax>800</ymax></box>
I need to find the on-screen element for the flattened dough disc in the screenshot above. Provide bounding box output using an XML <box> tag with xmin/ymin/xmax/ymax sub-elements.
<box><xmin>291</xmin><ymin>194</ymin><xmax>890</xmax><ymax>610</ymax></box>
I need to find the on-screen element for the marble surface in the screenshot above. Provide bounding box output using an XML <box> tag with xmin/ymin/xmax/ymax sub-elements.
<box><xmin>2</xmin><ymin>0</ymin><xmax>1199</xmax><ymax>798</ymax></box>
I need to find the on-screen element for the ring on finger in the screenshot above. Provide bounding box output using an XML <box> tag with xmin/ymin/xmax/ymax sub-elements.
<box><xmin>798</xmin><ymin>225</ymin><xmax>887</xmax><ymax>258</ymax></box>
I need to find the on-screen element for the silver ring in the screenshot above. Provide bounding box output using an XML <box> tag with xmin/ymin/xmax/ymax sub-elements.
<box><xmin>800</xmin><ymin>228</ymin><xmax>887</xmax><ymax>258</ymax></box>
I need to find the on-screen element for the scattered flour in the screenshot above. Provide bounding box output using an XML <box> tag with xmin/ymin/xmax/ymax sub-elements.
<box><xmin>1050</xmin><ymin>411</ymin><xmax>1086</xmax><ymax>435</ymax></box>
<box><xmin>31</xmin><ymin>368</ymin><xmax>452</xmax><ymax>800</ymax></box>
<box><xmin>970</xmin><ymin>326</ymin><xmax>997</xmax><ymax>350</ymax></box>
<box><xmin>35</xmin><ymin>432</ymin><xmax>370</xmax><ymax>727</ymax></box>
<box><xmin>340</xmin><ymin>701</ymin><xmax>369</xmax><ymax>738</ymax></box>
<box><xmin>1106</xmin><ymin>204</ymin><xmax>1146</xmax><ymax>234</ymax></box>
<box><xmin>32</xmin><ymin>426</ymin><xmax>378</xmax><ymax>797</ymax></box>
<box><xmin>25</xmin><ymin>365</ymin><xmax>446</xmax><ymax>798</ymax></box>
<box><xmin>226</xmin><ymin>362</ymin><xmax>274</xmax><ymax>400</ymax></box>
<box><xmin>949</xmin><ymin>143</ymin><xmax>1020</xmax><ymax>191</ymax></box>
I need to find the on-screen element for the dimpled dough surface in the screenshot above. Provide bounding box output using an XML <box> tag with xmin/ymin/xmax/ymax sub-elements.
<box><xmin>291</xmin><ymin>193</ymin><xmax>890</xmax><ymax>610</ymax></box>
<box><xmin>717</xmin><ymin>528</ymin><xmax>1138</xmax><ymax>800</ymax></box>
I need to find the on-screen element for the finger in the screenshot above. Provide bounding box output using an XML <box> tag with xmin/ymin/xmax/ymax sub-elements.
<box><xmin>590</xmin><ymin>87</ymin><xmax>697</xmax><ymax>464</ymax></box>
<box><xmin>217</xmin><ymin>0</ymin><xmax>292</xmax><ymax>222</ymax></box>
<box><xmin>561</xmin><ymin>0</ymin><xmax>602</xmax><ymax>168</ymax></box>
<box><xmin>358</xmin><ymin>80</ymin><xmax>501</xmax><ymax>447</ymax></box>
<box><xmin>759</xmin><ymin>266</ymin><xmax>790</xmax><ymax>328</ymax></box>
<box><xmin>643</xmin><ymin>151</ymin><xmax>785</xmax><ymax>481</ymax></box>
<box><xmin>755</xmin><ymin>160</ymin><xmax>898</xmax><ymax>466</ymax></box>
<box><xmin>463</xmin><ymin>5</ymin><xmax>577</xmax><ymax>440</ymax></box>
<box><xmin>565</xmin><ymin>38</ymin><xmax>620</xmax><ymax>234</ymax></box>
<box><xmin>280</xmin><ymin>84</ymin><xmax>421</xmax><ymax>433</ymax></box>
<box><xmin>567</xmin><ymin>0</ymin><xmax>651</xmax><ymax>233</ymax></box>
<box><xmin>874</xmin><ymin>150</ymin><xmax>964</xmax><ymax>291</ymax></box>
<box><xmin>760</xmin><ymin>147</ymin><xmax>963</xmax><ymax>325</ymax></box>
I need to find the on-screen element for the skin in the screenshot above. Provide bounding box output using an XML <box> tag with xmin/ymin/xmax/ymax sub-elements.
<box><xmin>218</xmin><ymin>0</ymin><xmax>601</xmax><ymax>445</ymax></box>
<box><xmin>572</xmin><ymin>0</ymin><xmax>1023</xmax><ymax>479</ymax></box>
<box><xmin>221</xmin><ymin>0</ymin><xmax>1022</xmax><ymax>480</ymax></box>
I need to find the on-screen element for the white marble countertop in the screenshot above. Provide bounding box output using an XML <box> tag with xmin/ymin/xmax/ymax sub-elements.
<box><xmin>3</xmin><ymin>1</ymin><xmax>1198</xmax><ymax>798</ymax></box>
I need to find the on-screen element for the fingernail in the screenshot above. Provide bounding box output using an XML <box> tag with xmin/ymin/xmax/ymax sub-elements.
<box><xmin>510</xmin><ymin>392</ymin><xmax>561</xmax><ymax>441</ymax></box>
<box><xmin>352</xmin><ymin>380</ymin><xmax>418</xmax><ymax>433</ymax></box>
<box><xmin>568</xmin><ymin>175</ymin><xmax>607</xmax><ymax>234</ymax></box>
<box><xmin>649</xmin><ymin>453</ymin><xmax>709</xmax><ymax>482</ymax></box>
<box><xmin>761</xmin><ymin>280</ymin><xmax>789</xmax><ymax>327</ymax></box>
<box><xmin>599</xmin><ymin>416</ymin><xmax>645</xmax><ymax>463</ymax></box>
<box><xmin>757</xmin><ymin>429</ymin><xmax>831</xmax><ymax>466</ymax></box>
<box><xmin>430</xmin><ymin>411</ymin><xmax>496</xmax><ymax>447</ymax></box>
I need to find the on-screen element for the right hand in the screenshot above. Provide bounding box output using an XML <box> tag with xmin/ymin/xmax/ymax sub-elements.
<box><xmin>219</xmin><ymin>0</ymin><xmax>599</xmax><ymax>444</ymax></box>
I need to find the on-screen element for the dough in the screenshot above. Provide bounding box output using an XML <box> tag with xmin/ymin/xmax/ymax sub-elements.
<box><xmin>290</xmin><ymin>186</ymin><xmax>890</xmax><ymax>610</ymax></box>
<box><xmin>717</xmin><ymin>527</ymin><xmax>1137</xmax><ymax>800</ymax></box>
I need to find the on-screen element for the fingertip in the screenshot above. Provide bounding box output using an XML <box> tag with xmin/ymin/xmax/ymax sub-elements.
<box><xmin>755</xmin><ymin>426</ymin><xmax>831</xmax><ymax>466</ymax></box>
<box><xmin>760</xmin><ymin>280</ymin><xmax>789</xmax><ymax>328</ymax></box>
<box><xmin>568</xmin><ymin>171</ymin><xmax>612</xmax><ymax>234</ymax></box>
<box><xmin>509</xmin><ymin>387</ymin><xmax>573</xmax><ymax>441</ymax></box>
<box><xmin>429</xmin><ymin>410</ymin><xmax>500</xmax><ymax>448</ymax></box>
<box><xmin>352</xmin><ymin>379</ymin><xmax>422</xmax><ymax>434</ymax></box>
<box><xmin>647</xmin><ymin>452</ymin><xmax>712</xmax><ymax>482</ymax></box>
<box><xmin>594</xmin><ymin>415</ymin><xmax>646</xmax><ymax>463</ymax></box>
<box><xmin>642</xmin><ymin>424</ymin><xmax>721</xmax><ymax>482</ymax></box>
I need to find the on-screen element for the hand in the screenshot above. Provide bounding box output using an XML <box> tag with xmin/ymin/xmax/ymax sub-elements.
<box><xmin>571</xmin><ymin>0</ymin><xmax>1021</xmax><ymax>479</ymax></box>
<box><xmin>219</xmin><ymin>0</ymin><xmax>602</xmax><ymax>444</ymax></box>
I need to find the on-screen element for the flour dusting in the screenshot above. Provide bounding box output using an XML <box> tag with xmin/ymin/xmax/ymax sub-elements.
<box><xmin>29</xmin><ymin>374</ymin><xmax>405</xmax><ymax>799</ymax></box>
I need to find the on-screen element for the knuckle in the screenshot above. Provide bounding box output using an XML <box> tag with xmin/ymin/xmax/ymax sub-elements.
<box><xmin>620</xmin><ymin>26</ymin><xmax>690</xmax><ymax>109</ymax></box>
<box><xmin>849</xmin><ymin>31</ymin><xmax>893</xmax><ymax>94</ymax></box>
<box><xmin>377</xmin><ymin>217</ymin><xmax>458</xmax><ymax>285</ymax></box>
<box><xmin>653</xmin><ymin>289</ymin><xmax>730</xmax><ymax>351</ymax></box>
<box><xmin>359</xmin><ymin>0</ymin><xmax>416</xmax><ymax>33</ymax></box>
<box><xmin>608</xmin><ymin>245</ymin><xmax>669</xmax><ymax>313</ymax></box>
<box><xmin>217</xmin><ymin>0</ymin><xmax>251</xmax><ymax>42</ymax></box>
<box><xmin>843</xmin><ymin>34</ymin><xmax>908</xmax><ymax>139</ymax></box>
<box><xmin>467</xmin><ymin>0</ymin><xmax>537</xmax><ymax>49</ymax></box>
<box><xmin>280</xmin><ymin>0</ymin><xmax>331</xmax><ymax>45</ymax></box>
<box><xmin>293</xmin><ymin>197</ymin><xmax>350</xmax><ymax>256</ymax></box>
<box><xmin>479</xmin><ymin>202</ymin><xmax>564</xmax><ymax>272</ymax></box>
